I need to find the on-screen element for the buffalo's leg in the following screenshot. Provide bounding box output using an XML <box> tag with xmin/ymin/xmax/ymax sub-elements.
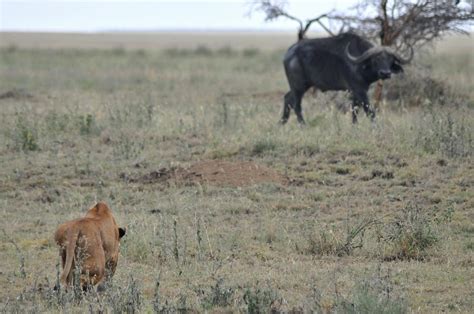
<box><xmin>351</xmin><ymin>96</ymin><xmax>361</xmax><ymax>124</ymax></box>
<box><xmin>351</xmin><ymin>104</ymin><xmax>360</xmax><ymax>124</ymax></box>
<box><xmin>280</xmin><ymin>91</ymin><xmax>293</xmax><ymax>124</ymax></box>
<box><xmin>351</xmin><ymin>92</ymin><xmax>370</xmax><ymax>124</ymax></box>
<box><xmin>293</xmin><ymin>90</ymin><xmax>305</xmax><ymax>125</ymax></box>
<box><xmin>362</xmin><ymin>102</ymin><xmax>376</xmax><ymax>121</ymax></box>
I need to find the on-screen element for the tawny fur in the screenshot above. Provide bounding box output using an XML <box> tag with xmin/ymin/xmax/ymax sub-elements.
<box><xmin>54</xmin><ymin>202</ymin><xmax>125</xmax><ymax>290</ymax></box>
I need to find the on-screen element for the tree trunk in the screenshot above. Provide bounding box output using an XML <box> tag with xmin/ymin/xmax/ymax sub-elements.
<box><xmin>373</xmin><ymin>0</ymin><xmax>393</xmax><ymax>111</ymax></box>
<box><xmin>373</xmin><ymin>81</ymin><xmax>384</xmax><ymax>110</ymax></box>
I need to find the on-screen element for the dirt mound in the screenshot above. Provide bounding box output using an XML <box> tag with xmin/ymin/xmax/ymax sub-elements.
<box><xmin>0</xmin><ymin>88</ymin><xmax>34</xmax><ymax>100</ymax></box>
<box><xmin>178</xmin><ymin>160</ymin><xmax>288</xmax><ymax>187</ymax></box>
<box><xmin>133</xmin><ymin>160</ymin><xmax>288</xmax><ymax>187</ymax></box>
<box><xmin>134</xmin><ymin>168</ymin><xmax>174</xmax><ymax>184</ymax></box>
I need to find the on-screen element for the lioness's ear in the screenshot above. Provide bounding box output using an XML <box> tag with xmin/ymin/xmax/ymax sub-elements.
<box><xmin>119</xmin><ymin>227</ymin><xmax>126</xmax><ymax>239</ymax></box>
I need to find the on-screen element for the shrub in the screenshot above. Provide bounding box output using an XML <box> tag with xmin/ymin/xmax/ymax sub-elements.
<box><xmin>13</xmin><ymin>116</ymin><xmax>39</xmax><ymax>151</ymax></box>
<box><xmin>242</xmin><ymin>48</ymin><xmax>260</xmax><ymax>57</ymax></box>
<box><xmin>200</xmin><ymin>278</ymin><xmax>234</xmax><ymax>310</ymax></box>
<box><xmin>243</xmin><ymin>285</ymin><xmax>279</xmax><ymax>314</ymax></box>
<box><xmin>383</xmin><ymin>204</ymin><xmax>439</xmax><ymax>260</ymax></box>
<box><xmin>45</xmin><ymin>111</ymin><xmax>71</xmax><ymax>133</ymax></box>
<box><xmin>19</xmin><ymin>127</ymin><xmax>39</xmax><ymax>151</ymax></box>
<box><xmin>163</xmin><ymin>47</ymin><xmax>188</xmax><ymax>57</ymax></box>
<box><xmin>111</xmin><ymin>46</ymin><xmax>126</xmax><ymax>56</ymax></box>
<box><xmin>120</xmin><ymin>223</ymin><xmax>151</xmax><ymax>263</ymax></box>
<box><xmin>105</xmin><ymin>276</ymin><xmax>142</xmax><ymax>313</ymax></box>
<box><xmin>383</xmin><ymin>68</ymin><xmax>467</xmax><ymax>107</ymax></box>
<box><xmin>305</xmin><ymin>218</ymin><xmax>376</xmax><ymax>256</ymax></box>
<box><xmin>78</xmin><ymin>113</ymin><xmax>100</xmax><ymax>136</ymax></box>
<box><xmin>194</xmin><ymin>45</ymin><xmax>213</xmax><ymax>56</ymax></box>
<box><xmin>112</xmin><ymin>132</ymin><xmax>145</xmax><ymax>160</ymax></box>
<box><xmin>216</xmin><ymin>46</ymin><xmax>236</xmax><ymax>56</ymax></box>
<box><xmin>414</xmin><ymin>108</ymin><xmax>473</xmax><ymax>158</ymax></box>
<box><xmin>335</xmin><ymin>281</ymin><xmax>407</xmax><ymax>314</ymax></box>
<box><xmin>251</xmin><ymin>138</ymin><xmax>278</xmax><ymax>155</ymax></box>
<box><xmin>3</xmin><ymin>275</ymin><xmax>142</xmax><ymax>313</ymax></box>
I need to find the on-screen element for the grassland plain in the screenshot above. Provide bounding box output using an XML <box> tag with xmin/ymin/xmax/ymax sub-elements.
<box><xmin>0</xmin><ymin>33</ymin><xmax>473</xmax><ymax>313</ymax></box>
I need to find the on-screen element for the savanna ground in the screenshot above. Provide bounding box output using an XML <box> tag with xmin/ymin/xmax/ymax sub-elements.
<box><xmin>0</xmin><ymin>32</ymin><xmax>473</xmax><ymax>313</ymax></box>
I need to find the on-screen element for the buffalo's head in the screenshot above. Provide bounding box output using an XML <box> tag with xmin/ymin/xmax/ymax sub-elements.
<box><xmin>345</xmin><ymin>44</ymin><xmax>413</xmax><ymax>81</ymax></box>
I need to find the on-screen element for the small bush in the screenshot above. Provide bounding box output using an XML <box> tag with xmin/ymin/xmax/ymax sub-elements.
<box><xmin>242</xmin><ymin>48</ymin><xmax>260</xmax><ymax>57</ymax></box>
<box><xmin>383</xmin><ymin>204</ymin><xmax>439</xmax><ymax>260</ymax></box>
<box><xmin>243</xmin><ymin>285</ymin><xmax>279</xmax><ymax>314</ymax></box>
<box><xmin>194</xmin><ymin>45</ymin><xmax>213</xmax><ymax>56</ymax></box>
<box><xmin>307</xmin><ymin>229</ymin><xmax>340</xmax><ymax>255</ymax></box>
<box><xmin>305</xmin><ymin>218</ymin><xmax>376</xmax><ymax>256</ymax></box>
<box><xmin>216</xmin><ymin>46</ymin><xmax>236</xmax><ymax>56</ymax></box>
<box><xmin>465</xmin><ymin>241</ymin><xmax>474</xmax><ymax>251</ymax></box>
<box><xmin>19</xmin><ymin>127</ymin><xmax>39</xmax><ymax>151</ymax></box>
<box><xmin>335</xmin><ymin>167</ymin><xmax>351</xmax><ymax>175</ymax></box>
<box><xmin>45</xmin><ymin>112</ymin><xmax>71</xmax><ymax>133</ymax></box>
<box><xmin>111</xmin><ymin>46</ymin><xmax>126</xmax><ymax>56</ymax></box>
<box><xmin>307</xmin><ymin>114</ymin><xmax>327</xmax><ymax>127</ymax></box>
<box><xmin>120</xmin><ymin>224</ymin><xmax>151</xmax><ymax>262</ymax></box>
<box><xmin>163</xmin><ymin>47</ymin><xmax>188</xmax><ymax>57</ymax></box>
<box><xmin>78</xmin><ymin>113</ymin><xmax>99</xmax><ymax>136</ymax></box>
<box><xmin>135</xmin><ymin>49</ymin><xmax>146</xmax><ymax>57</ymax></box>
<box><xmin>6</xmin><ymin>44</ymin><xmax>18</xmax><ymax>53</ymax></box>
<box><xmin>414</xmin><ymin>108</ymin><xmax>473</xmax><ymax>158</ymax></box>
<box><xmin>13</xmin><ymin>116</ymin><xmax>39</xmax><ymax>151</ymax></box>
<box><xmin>251</xmin><ymin>138</ymin><xmax>278</xmax><ymax>155</ymax></box>
<box><xmin>3</xmin><ymin>275</ymin><xmax>142</xmax><ymax>312</ymax></box>
<box><xmin>335</xmin><ymin>280</ymin><xmax>407</xmax><ymax>314</ymax></box>
<box><xmin>112</xmin><ymin>132</ymin><xmax>145</xmax><ymax>160</ymax></box>
<box><xmin>200</xmin><ymin>278</ymin><xmax>234</xmax><ymax>310</ymax></box>
<box><xmin>293</xmin><ymin>143</ymin><xmax>321</xmax><ymax>156</ymax></box>
<box><xmin>383</xmin><ymin>68</ymin><xmax>466</xmax><ymax>107</ymax></box>
<box><xmin>105</xmin><ymin>276</ymin><xmax>142</xmax><ymax>313</ymax></box>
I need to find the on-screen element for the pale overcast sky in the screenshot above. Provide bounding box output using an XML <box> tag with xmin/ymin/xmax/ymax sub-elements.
<box><xmin>1</xmin><ymin>0</ymin><xmax>359</xmax><ymax>32</ymax></box>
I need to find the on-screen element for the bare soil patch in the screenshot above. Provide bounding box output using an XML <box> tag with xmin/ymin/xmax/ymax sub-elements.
<box><xmin>0</xmin><ymin>88</ymin><xmax>34</xmax><ymax>100</ymax></box>
<box><xmin>133</xmin><ymin>160</ymin><xmax>288</xmax><ymax>187</ymax></box>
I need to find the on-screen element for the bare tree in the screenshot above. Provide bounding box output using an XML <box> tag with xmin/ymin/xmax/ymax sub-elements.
<box><xmin>331</xmin><ymin>1</ymin><xmax>473</xmax><ymax>51</ymax></box>
<box><xmin>250</xmin><ymin>0</ymin><xmax>473</xmax><ymax>48</ymax></box>
<box><xmin>248</xmin><ymin>0</ymin><xmax>335</xmax><ymax>41</ymax></box>
<box><xmin>250</xmin><ymin>0</ymin><xmax>474</xmax><ymax>104</ymax></box>
<box><xmin>330</xmin><ymin>0</ymin><xmax>473</xmax><ymax>104</ymax></box>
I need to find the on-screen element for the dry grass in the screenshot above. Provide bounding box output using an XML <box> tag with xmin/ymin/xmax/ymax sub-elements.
<box><xmin>0</xmin><ymin>32</ymin><xmax>473</xmax><ymax>312</ymax></box>
<box><xmin>0</xmin><ymin>31</ymin><xmax>296</xmax><ymax>51</ymax></box>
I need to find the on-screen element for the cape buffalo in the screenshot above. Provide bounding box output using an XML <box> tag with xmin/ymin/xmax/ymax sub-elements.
<box><xmin>280</xmin><ymin>32</ymin><xmax>412</xmax><ymax>124</ymax></box>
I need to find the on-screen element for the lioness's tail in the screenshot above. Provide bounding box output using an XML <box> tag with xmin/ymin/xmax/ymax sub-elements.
<box><xmin>60</xmin><ymin>227</ymin><xmax>80</xmax><ymax>287</ymax></box>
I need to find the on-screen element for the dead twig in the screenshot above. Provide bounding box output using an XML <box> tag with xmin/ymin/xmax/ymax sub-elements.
<box><xmin>2</xmin><ymin>230</ymin><xmax>26</xmax><ymax>278</ymax></box>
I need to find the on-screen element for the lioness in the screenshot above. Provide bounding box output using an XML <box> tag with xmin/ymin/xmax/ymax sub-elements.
<box><xmin>54</xmin><ymin>202</ymin><xmax>126</xmax><ymax>290</ymax></box>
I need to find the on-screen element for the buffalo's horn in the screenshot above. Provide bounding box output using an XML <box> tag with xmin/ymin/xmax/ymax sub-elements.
<box><xmin>345</xmin><ymin>43</ymin><xmax>384</xmax><ymax>64</ymax></box>
<box><xmin>389</xmin><ymin>45</ymin><xmax>414</xmax><ymax>64</ymax></box>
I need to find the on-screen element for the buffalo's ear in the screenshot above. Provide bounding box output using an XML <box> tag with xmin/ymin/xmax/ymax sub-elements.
<box><xmin>391</xmin><ymin>62</ymin><xmax>403</xmax><ymax>74</ymax></box>
<box><xmin>119</xmin><ymin>227</ymin><xmax>126</xmax><ymax>239</ymax></box>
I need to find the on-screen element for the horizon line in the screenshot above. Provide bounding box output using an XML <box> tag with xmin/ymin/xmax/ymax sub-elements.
<box><xmin>0</xmin><ymin>28</ymin><xmax>317</xmax><ymax>34</ymax></box>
